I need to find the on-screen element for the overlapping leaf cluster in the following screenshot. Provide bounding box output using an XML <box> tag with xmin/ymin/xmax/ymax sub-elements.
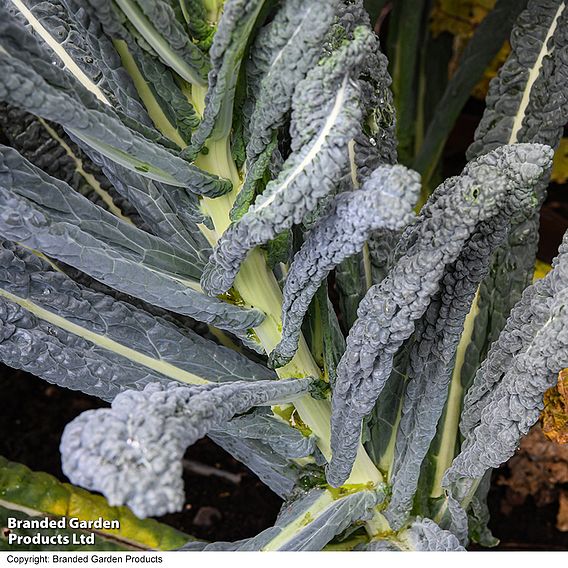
<box><xmin>0</xmin><ymin>0</ymin><xmax>567</xmax><ymax>553</ymax></box>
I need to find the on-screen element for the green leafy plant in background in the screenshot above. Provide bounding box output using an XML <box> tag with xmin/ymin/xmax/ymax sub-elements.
<box><xmin>0</xmin><ymin>0</ymin><xmax>566</xmax><ymax>552</ymax></box>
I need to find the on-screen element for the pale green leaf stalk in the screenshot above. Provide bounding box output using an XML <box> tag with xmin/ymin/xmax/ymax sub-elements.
<box><xmin>0</xmin><ymin>457</ymin><xmax>193</xmax><ymax>551</ymax></box>
<box><xmin>193</xmin><ymin>107</ymin><xmax>383</xmax><ymax>492</ymax></box>
<box><xmin>118</xmin><ymin>32</ymin><xmax>387</xmax><ymax>535</ymax></box>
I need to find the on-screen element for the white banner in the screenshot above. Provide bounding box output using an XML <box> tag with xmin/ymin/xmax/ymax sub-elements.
<box><xmin>1</xmin><ymin>551</ymin><xmax>567</xmax><ymax>568</ymax></box>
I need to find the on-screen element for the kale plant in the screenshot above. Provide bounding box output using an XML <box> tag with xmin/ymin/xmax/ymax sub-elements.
<box><xmin>0</xmin><ymin>0</ymin><xmax>567</xmax><ymax>552</ymax></box>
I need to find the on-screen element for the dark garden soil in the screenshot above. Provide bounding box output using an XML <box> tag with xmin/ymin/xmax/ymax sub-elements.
<box><xmin>1</xmin><ymin>366</ymin><xmax>568</xmax><ymax>549</ymax></box>
<box><xmin>482</xmin><ymin>427</ymin><xmax>568</xmax><ymax>551</ymax></box>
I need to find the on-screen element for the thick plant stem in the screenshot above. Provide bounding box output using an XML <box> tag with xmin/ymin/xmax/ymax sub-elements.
<box><xmin>197</xmin><ymin>139</ymin><xmax>381</xmax><ymax>486</ymax></box>
<box><xmin>128</xmin><ymin>68</ymin><xmax>385</xmax><ymax>520</ymax></box>
<box><xmin>202</xmin><ymin>0</ymin><xmax>222</xmax><ymax>22</ymax></box>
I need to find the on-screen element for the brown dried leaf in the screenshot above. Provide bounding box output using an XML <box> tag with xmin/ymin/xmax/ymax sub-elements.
<box><xmin>495</xmin><ymin>427</ymin><xmax>568</xmax><ymax>507</ymax></box>
<box><xmin>541</xmin><ymin>370</ymin><xmax>568</xmax><ymax>444</ymax></box>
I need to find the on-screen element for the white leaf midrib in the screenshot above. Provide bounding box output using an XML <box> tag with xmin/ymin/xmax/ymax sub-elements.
<box><xmin>508</xmin><ymin>1</ymin><xmax>566</xmax><ymax>144</ymax></box>
<box><xmin>10</xmin><ymin>0</ymin><xmax>110</xmax><ymax>105</ymax></box>
<box><xmin>0</xmin><ymin>287</ymin><xmax>209</xmax><ymax>386</ymax></box>
<box><xmin>255</xmin><ymin>75</ymin><xmax>350</xmax><ymax>213</ymax></box>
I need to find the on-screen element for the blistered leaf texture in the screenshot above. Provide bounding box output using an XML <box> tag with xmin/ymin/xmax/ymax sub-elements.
<box><xmin>269</xmin><ymin>165</ymin><xmax>420</xmax><ymax>368</ymax></box>
<box><xmin>384</xmin><ymin>142</ymin><xmax>553</xmax><ymax>527</ymax></box>
<box><xmin>460</xmin><ymin>0</ymin><xmax>568</xmax><ymax>407</ymax></box>
<box><xmin>61</xmin><ymin>378</ymin><xmax>312</xmax><ymax>517</ymax></box>
<box><xmin>125</xmin><ymin>0</ymin><xmax>210</xmax><ymax>84</ymax></box>
<box><xmin>19</xmin><ymin>0</ymin><xmax>152</xmax><ymax>124</ymax></box>
<box><xmin>0</xmin><ymin>103</ymin><xmax>139</xmax><ymax>223</ymax></box>
<box><xmin>337</xmin><ymin>0</ymin><xmax>398</xmax><ymax>175</ymax></box>
<box><xmin>229</xmin><ymin>0</ymin><xmax>340</xmax><ymax>219</ymax></box>
<box><xmin>0</xmin><ymin>146</ymin><xmax>264</xmax><ymax>332</ymax></box>
<box><xmin>0</xmin><ymin>49</ymin><xmax>228</xmax><ymax>194</ymax></box>
<box><xmin>468</xmin><ymin>0</ymin><xmax>568</xmax><ymax>158</ymax></box>
<box><xmin>0</xmin><ymin>242</ymin><xmax>275</xmax><ymax>398</ymax></box>
<box><xmin>202</xmin><ymin>27</ymin><xmax>375</xmax><ymax>295</ymax></box>
<box><xmin>365</xmin><ymin>518</ymin><xmax>465</xmax><ymax>551</ymax></box>
<box><xmin>327</xmin><ymin>143</ymin><xmax>554</xmax><ymax>487</ymax></box>
<box><xmin>85</xmin><ymin>150</ymin><xmax>212</xmax><ymax>261</ymax></box>
<box><xmin>400</xmin><ymin>518</ymin><xmax>466</xmax><ymax>551</ymax></box>
<box><xmin>186</xmin><ymin>0</ymin><xmax>267</xmax><ymax>153</ymax></box>
<box><xmin>445</xmin><ymin>231</ymin><xmax>568</xmax><ymax>496</ymax></box>
<box><xmin>245</xmin><ymin>0</ymin><xmax>339</xmax><ymax>168</ymax></box>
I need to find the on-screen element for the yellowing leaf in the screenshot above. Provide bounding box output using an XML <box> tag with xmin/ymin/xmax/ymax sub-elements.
<box><xmin>430</xmin><ymin>0</ymin><xmax>496</xmax><ymax>37</ymax></box>
<box><xmin>552</xmin><ymin>138</ymin><xmax>568</xmax><ymax>185</ymax></box>
<box><xmin>430</xmin><ymin>0</ymin><xmax>508</xmax><ymax>99</ymax></box>
<box><xmin>533</xmin><ymin>259</ymin><xmax>553</xmax><ymax>282</ymax></box>
<box><xmin>0</xmin><ymin>457</ymin><xmax>193</xmax><ymax>550</ymax></box>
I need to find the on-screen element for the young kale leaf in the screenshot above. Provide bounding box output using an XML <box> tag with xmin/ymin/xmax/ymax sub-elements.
<box><xmin>201</xmin><ymin>27</ymin><xmax>376</xmax><ymax>295</ymax></box>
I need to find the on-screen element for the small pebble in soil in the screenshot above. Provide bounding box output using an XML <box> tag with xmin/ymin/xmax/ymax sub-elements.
<box><xmin>193</xmin><ymin>506</ymin><xmax>223</xmax><ymax>528</ymax></box>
